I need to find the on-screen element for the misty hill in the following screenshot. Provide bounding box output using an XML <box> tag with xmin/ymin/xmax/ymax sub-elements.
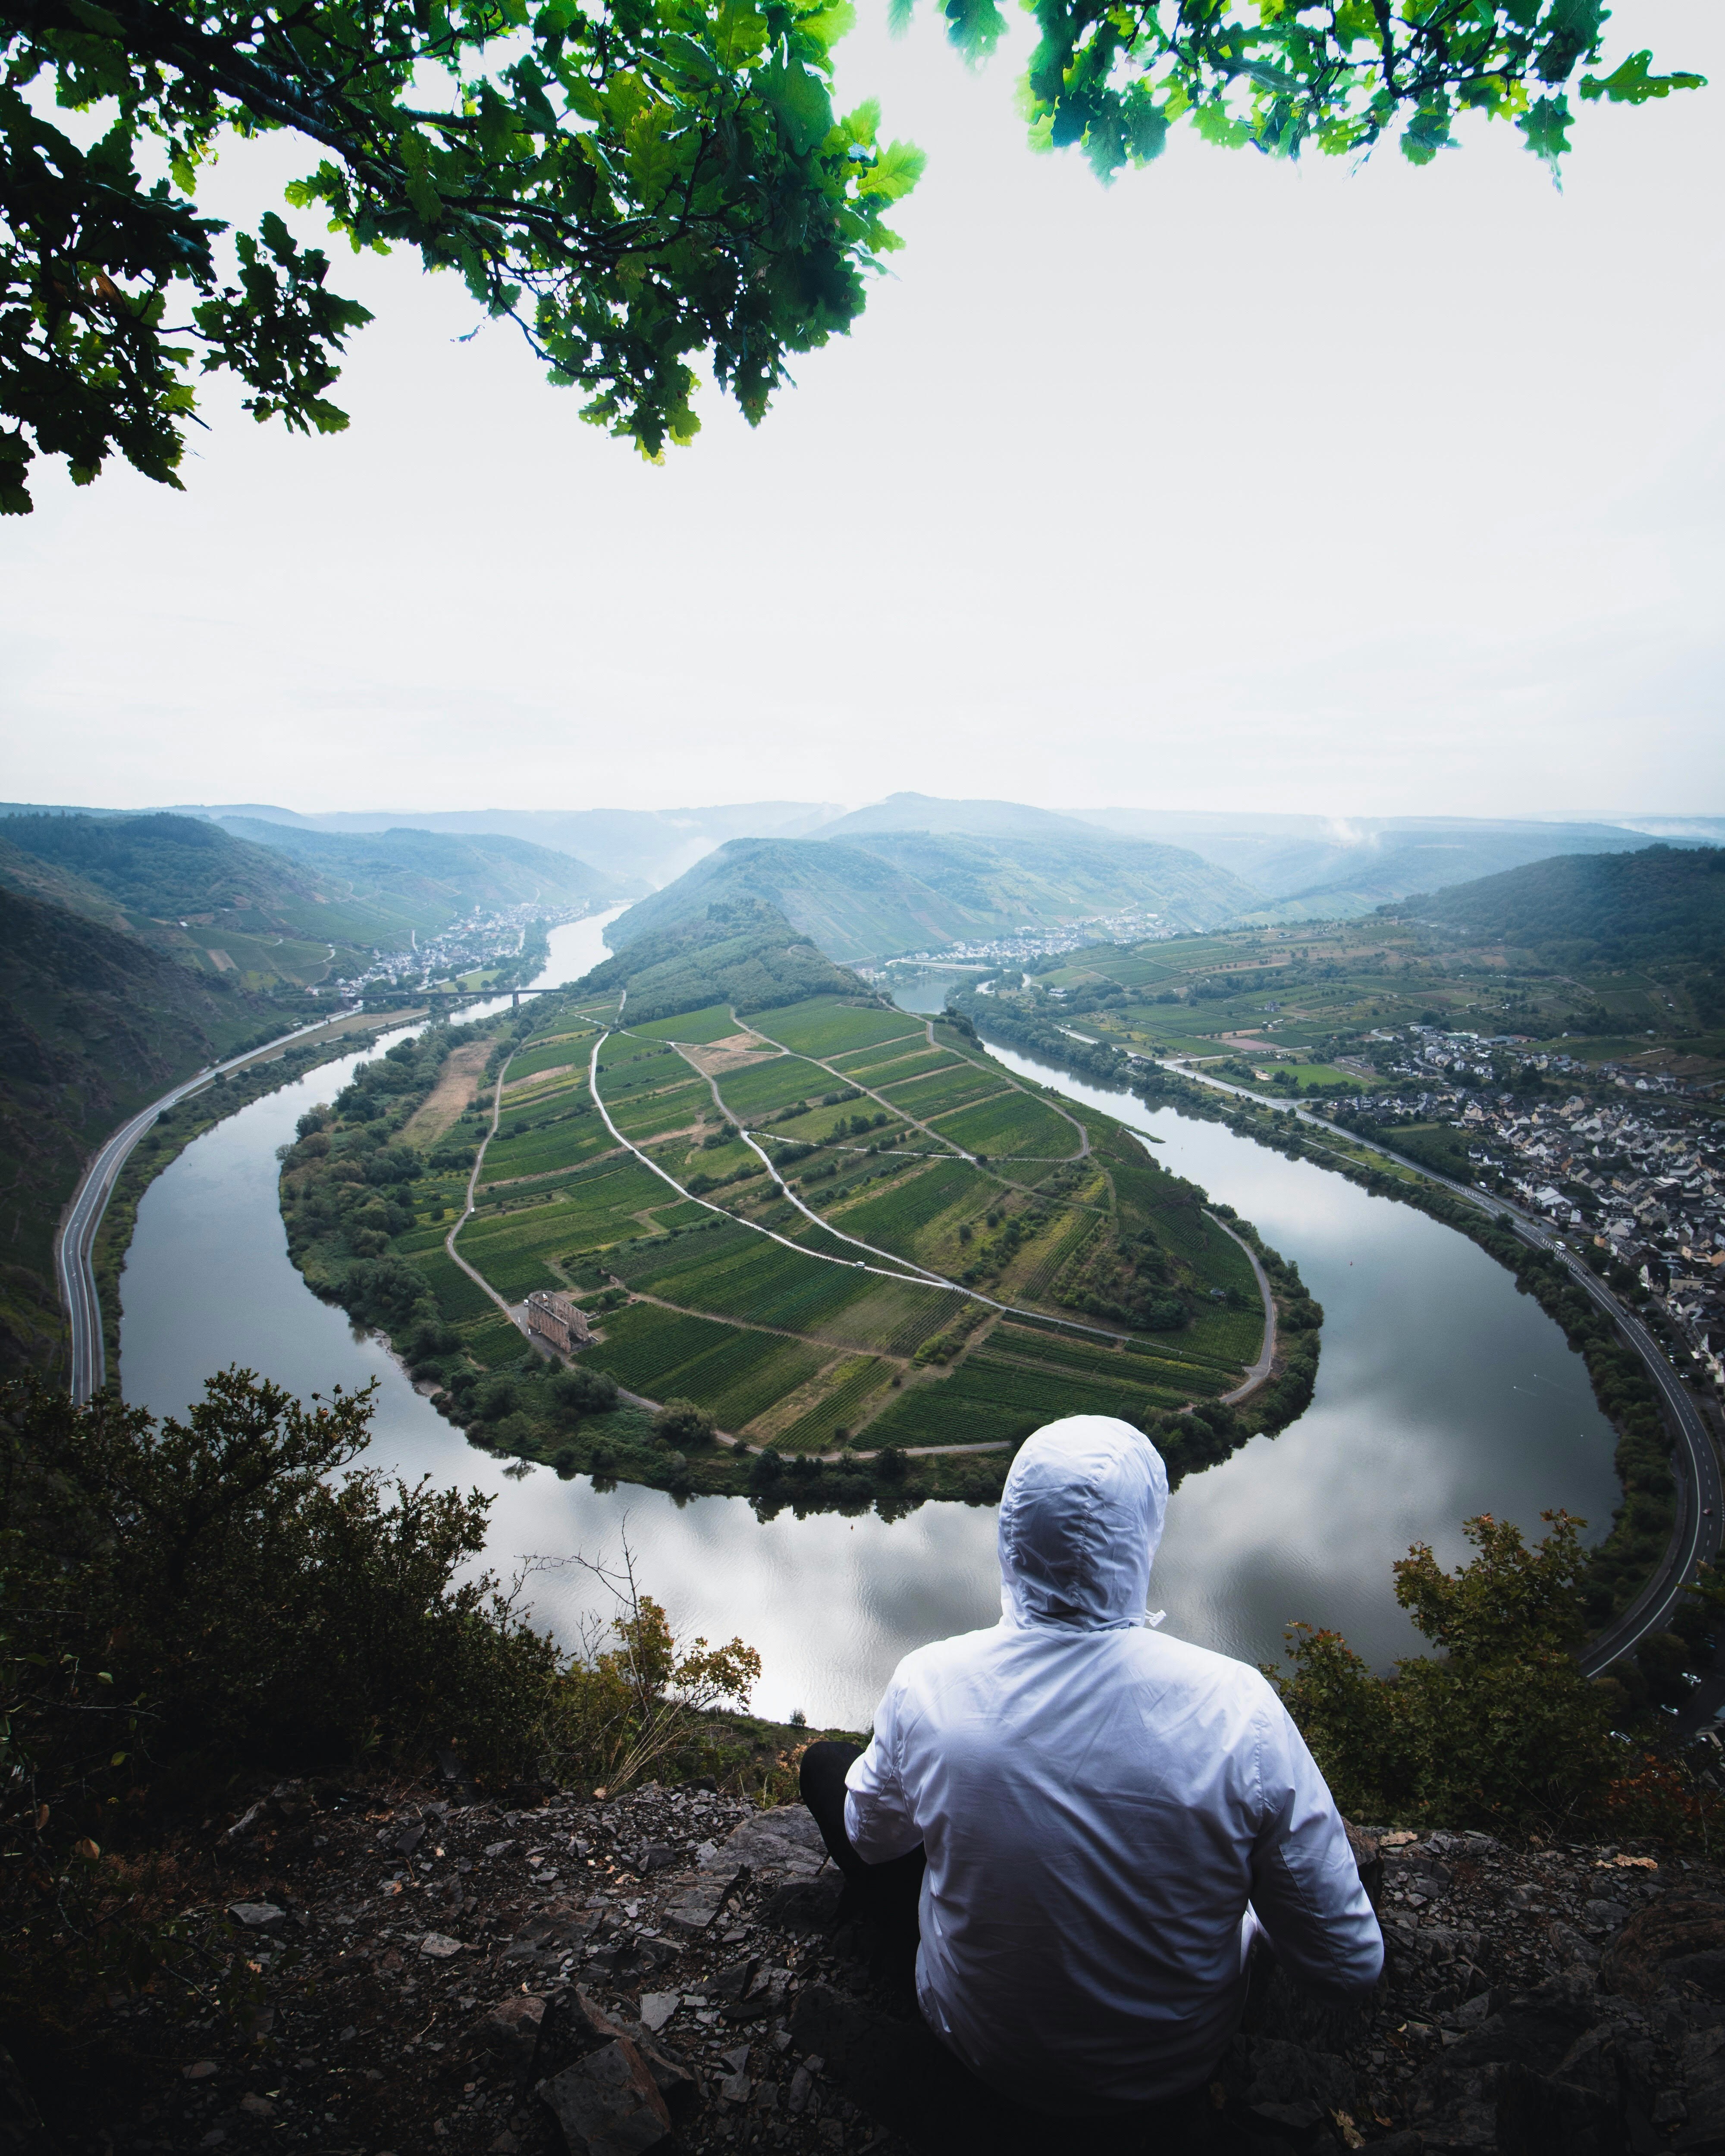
<box><xmin>0</xmin><ymin>883</ymin><xmax>271</xmax><ymax>1376</ymax></box>
<box><xmin>1396</xmin><ymin>844</ymin><xmax>1725</xmax><ymax>968</ymax></box>
<box><xmin>811</xmin><ymin>793</ymin><xmax>1098</xmax><ymax>841</ymax></box>
<box><xmin>608</xmin><ymin>831</ymin><xmax>1259</xmax><ymax>963</ymax></box>
<box><xmin>575</xmin><ymin>899</ymin><xmax>870</xmax><ymax>1023</ymax></box>
<box><xmin>217</xmin><ymin>818</ymin><xmax>615</xmax><ymax>924</ymax></box>
<box><xmin>167</xmin><ymin>801</ymin><xmax>837</xmax><ymax>888</ymax></box>
<box><xmin>1</xmin><ymin>812</ymin><xmax>324</xmax><ymax>924</ymax></box>
<box><xmin>1075</xmin><ymin>808</ymin><xmax>1688</xmax><ymax>919</ymax></box>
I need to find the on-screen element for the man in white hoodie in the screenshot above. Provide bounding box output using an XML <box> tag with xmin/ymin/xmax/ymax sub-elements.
<box><xmin>800</xmin><ymin>1414</ymin><xmax>1382</xmax><ymax>2119</ymax></box>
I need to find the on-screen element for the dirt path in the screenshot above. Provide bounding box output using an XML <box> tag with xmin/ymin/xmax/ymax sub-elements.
<box><xmin>1205</xmin><ymin>1210</ymin><xmax>1278</xmax><ymax>1405</ymax></box>
<box><xmin>444</xmin><ymin>1052</ymin><xmax>524</xmax><ymax>1329</ymax></box>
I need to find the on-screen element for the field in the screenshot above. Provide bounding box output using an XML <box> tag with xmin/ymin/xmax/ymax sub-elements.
<box><xmin>877</xmin><ymin>1062</ymin><xmax>1005</xmax><ymax>1119</ymax></box>
<box><xmin>710</xmin><ymin>1054</ymin><xmax>834</xmax><ymax>1119</ymax></box>
<box><xmin>935</xmin><ymin>1089</ymin><xmax>1078</xmax><ymax>1157</ymax></box>
<box><xmin>329</xmin><ymin>983</ymin><xmax>1286</xmax><ymax>1489</ymax></box>
<box><xmin>753</xmin><ymin>997</ymin><xmax>922</xmax><ymax>1059</ymax></box>
<box><xmin>627</xmin><ymin>1004</ymin><xmax>740</xmax><ymax>1044</ymax></box>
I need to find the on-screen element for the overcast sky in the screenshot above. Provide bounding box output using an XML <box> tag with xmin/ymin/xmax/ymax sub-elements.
<box><xmin>3</xmin><ymin>0</ymin><xmax>1720</xmax><ymax>819</ymax></box>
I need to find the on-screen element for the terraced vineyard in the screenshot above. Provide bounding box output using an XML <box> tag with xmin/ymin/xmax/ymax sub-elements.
<box><xmin>280</xmin><ymin>959</ymin><xmax>1322</xmax><ymax>1508</ymax></box>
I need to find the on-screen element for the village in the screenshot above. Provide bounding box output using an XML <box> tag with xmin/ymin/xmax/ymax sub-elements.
<box><xmin>1336</xmin><ymin>1026</ymin><xmax>1725</xmax><ymax>1397</ymax></box>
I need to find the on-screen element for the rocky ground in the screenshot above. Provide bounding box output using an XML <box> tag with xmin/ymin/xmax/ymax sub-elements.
<box><xmin>19</xmin><ymin>1771</ymin><xmax>1725</xmax><ymax>2156</ymax></box>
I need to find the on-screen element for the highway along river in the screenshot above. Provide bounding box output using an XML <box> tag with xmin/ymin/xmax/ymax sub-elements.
<box><xmin>121</xmin><ymin>936</ymin><xmax>1620</xmax><ymax>1728</ymax></box>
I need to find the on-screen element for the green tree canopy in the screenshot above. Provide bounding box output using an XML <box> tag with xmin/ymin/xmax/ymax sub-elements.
<box><xmin>0</xmin><ymin>0</ymin><xmax>1703</xmax><ymax>514</ymax></box>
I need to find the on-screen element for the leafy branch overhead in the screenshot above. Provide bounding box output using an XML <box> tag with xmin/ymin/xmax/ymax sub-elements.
<box><xmin>931</xmin><ymin>0</ymin><xmax>1705</xmax><ymax>179</ymax></box>
<box><xmin>0</xmin><ymin>0</ymin><xmax>1705</xmax><ymax>514</ymax></box>
<box><xmin>0</xmin><ymin>0</ymin><xmax>924</xmax><ymax>509</ymax></box>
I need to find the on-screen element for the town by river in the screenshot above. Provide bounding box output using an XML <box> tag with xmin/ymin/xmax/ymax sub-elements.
<box><xmin>120</xmin><ymin>924</ymin><xmax>1619</xmax><ymax>1727</ymax></box>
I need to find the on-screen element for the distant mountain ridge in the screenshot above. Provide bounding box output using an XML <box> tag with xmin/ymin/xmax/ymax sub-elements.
<box><xmin>0</xmin><ymin>813</ymin><xmax>615</xmax><ymax>993</ymax></box>
<box><xmin>1072</xmin><ymin>808</ymin><xmax>1699</xmax><ymax>919</ymax></box>
<box><xmin>607</xmin><ymin>830</ymin><xmax>1261</xmax><ymax>963</ymax></box>
<box><xmin>215</xmin><ymin>817</ymin><xmax>618</xmax><ymax>920</ymax></box>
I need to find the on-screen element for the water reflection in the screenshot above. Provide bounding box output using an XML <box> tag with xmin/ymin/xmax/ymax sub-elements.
<box><xmin>117</xmin><ymin>921</ymin><xmax>1619</xmax><ymax>1727</ymax></box>
<box><xmin>984</xmin><ymin>1041</ymin><xmax>1618</xmax><ymax>1674</ymax></box>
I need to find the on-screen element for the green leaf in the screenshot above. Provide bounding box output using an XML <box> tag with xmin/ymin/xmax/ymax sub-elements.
<box><xmin>853</xmin><ymin>137</ymin><xmax>924</xmax><ymax>201</ymax></box>
<box><xmin>756</xmin><ymin>56</ymin><xmax>834</xmax><ymax>155</ymax></box>
<box><xmin>1518</xmin><ymin>91</ymin><xmax>1572</xmax><ymax>169</ymax></box>
<box><xmin>795</xmin><ymin>1</ymin><xmax>856</xmax><ymax>56</ymax></box>
<box><xmin>1578</xmin><ymin>50</ymin><xmax>1707</xmax><ymax>104</ymax></box>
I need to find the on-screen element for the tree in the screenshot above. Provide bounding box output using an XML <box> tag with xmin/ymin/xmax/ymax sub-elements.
<box><xmin>0</xmin><ymin>0</ymin><xmax>924</xmax><ymax>511</ymax></box>
<box><xmin>654</xmin><ymin>1392</ymin><xmax>715</xmax><ymax>1445</ymax></box>
<box><xmin>1</xmin><ymin>0</ymin><xmax>1702</xmax><ymax>515</ymax></box>
<box><xmin>1272</xmin><ymin>1511</ymin><xmax>1621</xmax><ymax>1830</ymax></box>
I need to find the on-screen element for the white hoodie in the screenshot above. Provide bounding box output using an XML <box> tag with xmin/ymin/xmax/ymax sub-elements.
<box><xmin>843</xmin><ymin>1414</ymin><xmax>1383</xmax><ymax>2113</ymax></box>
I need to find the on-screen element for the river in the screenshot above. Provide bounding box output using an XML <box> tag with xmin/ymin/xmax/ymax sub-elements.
<box><xmin>120</xmin><ymin>933</ymin><xmax>1619</xmax><ymax>1726</ymax></box>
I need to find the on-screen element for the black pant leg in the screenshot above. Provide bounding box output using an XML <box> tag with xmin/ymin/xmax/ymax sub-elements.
<box><xmin>799</xmin><ymin>1740</ymin><xmax>870</xmax><ymax>1880</ymax></box>
<box><xmin>799</xmin><ymin>1739</ymin><xmax>926</xmax><ymax>1987</ymax></box>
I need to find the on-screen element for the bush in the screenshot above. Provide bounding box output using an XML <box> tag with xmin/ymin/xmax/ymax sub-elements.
<box><xmin>1273</xmin><ymin>1512</ymin><xmax>1625</xmax><ymax>1833</ymax></box>
<box><xmin>654</xmin><ymin>1397</ymin><xmax>716</xmax><ymax>1448</ymax></box>
<box><xmin>551</xmin><ymin>1365</ymin><xmax>619</xmax><ymax>1420</ymax></box>
<box><xmin>0</xmin><ymin>1373</ymin><xmax>565</xmax><ymax>1807</ymax></box>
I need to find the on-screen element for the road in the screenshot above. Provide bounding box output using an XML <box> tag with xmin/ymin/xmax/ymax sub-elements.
<box><xmin>1156</xmin><ymin>1056</ymin><xmax>1721</xmax><ymax>1671</ymax></box>
<box><xmin>56</xmin><ymin>1011</ymin><xmax>417</xmax><ymax>1404</ymax></box>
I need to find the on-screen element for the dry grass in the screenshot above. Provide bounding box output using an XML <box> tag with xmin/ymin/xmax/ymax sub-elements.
<box><xmin>401</xmin><ymin>1039</ymin><xmax>492</xmax><ymax>1148</ymax></box>
<box><xmin>680</xmin><ymin>1036</ymin><xmax>779</xmax><ymax>1077</ymax></box>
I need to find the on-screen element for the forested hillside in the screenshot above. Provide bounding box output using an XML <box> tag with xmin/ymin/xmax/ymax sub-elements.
<box><xmin>576</xmin><ymin>898</ymin><xmax>868</xmax><ymax>1020</ymax></box>
<box><xmin>1399</xmin><ymin>844</ymin><xmax>1725</xmax><ymax>968</ymax></box>
<box><xmin>609</xmin><ymin>829</ymin><xmax>1260</xmax><ymax>961</ymax></box>
<box><xmin>0</xmin><ymin>885</ymin><xmax>273</xmax><ymax>1374</ymax></box>
<box><xmin>217</xmin><ymin>817</ymin><xmax>618</xmax><ymax>921</ymax></box>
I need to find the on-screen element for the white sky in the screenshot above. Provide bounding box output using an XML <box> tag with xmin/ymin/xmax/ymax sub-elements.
<box><xmin>2</xmin><ymin>0</ymin><xmax>1720</xmax><ymax>818</ymax></box>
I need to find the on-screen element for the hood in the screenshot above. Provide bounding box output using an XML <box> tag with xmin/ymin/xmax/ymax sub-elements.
<box><xmin>997</xmin><ymin>1416</ymin><xmax>1168</xmax><ymax>1632</ymax></box>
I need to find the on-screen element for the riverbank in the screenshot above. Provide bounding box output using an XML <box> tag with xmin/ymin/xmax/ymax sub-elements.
<box><xmin>86</xmin><ymin>1010</ymin><xmax>431</xmax><ymax>1382</ymax></box>
<box><xmin>953</xmin><ymin>989</ymin><xmax>1699</xmax><ymax>1638</ymax></box>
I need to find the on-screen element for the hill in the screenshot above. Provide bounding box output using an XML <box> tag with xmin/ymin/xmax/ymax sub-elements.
<box><xmin>0</xmin><ymin>812</ymin><xmax>614</xmax><ymax>993</ymax></box>
<box><xmin>607</xmin><ymin>831</ymin><xmax>1261</xmax><ymax>962</ymax></box>
<box><xmin>574</xmin><ymin>899</ymin><xmax>870</xmax><ymax>1022</ymax></box>
<box><xmin>0</xmin><ymin>884</ymin><xmax>273</xmax><ymax>1375</ymax></box>
<box><xmin>1396</xmin><ymin>843</ymin><xmax>1725</xmax><ymax>968</ymax></box>
<box><xmin>811</xmin><ymin>793</ymin><xmax>1098</xmax><ymax>841</ymax></box>
<box><xmin>164</xmin><ymin>800</ymin><xmax>837</xmax><ymax>887</ymax></box>
<box><xmin>216</xmin><ymin>818</ymin><xmax>618</xmax><ymax>925</ymax></box>
<box><xmin>1076</xmin><ymin>809</ymin><xmax>1693</xmax><ymax>921</ymax></box>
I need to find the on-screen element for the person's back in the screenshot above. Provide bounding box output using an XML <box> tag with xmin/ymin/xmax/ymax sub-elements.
<box><xmin>829</xmin><ymin>1416</ymin><xmax>1382</xmax><ymax>2115</ymax></box>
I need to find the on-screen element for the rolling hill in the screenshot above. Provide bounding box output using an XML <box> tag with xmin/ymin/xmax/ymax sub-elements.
<box><xmin>607</xmin><ymin>831</ymin><xmax>1261</xmax><ymax>963</ymax></box>
<box><xmin>0</xmin><ymin>812</ymin><xmax>615</xmax><ymax>992</ymax></box>
<box><xmin>216</xmin><ymin>818</ymin><xmax>618</xmax><ymax>927</ymax></box>
<box><xmin>810</xmin><ymin>793</ymin><xmax>1099</xmax><ymax>841</ymax></box>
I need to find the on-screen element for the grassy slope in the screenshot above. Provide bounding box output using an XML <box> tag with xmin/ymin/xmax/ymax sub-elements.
<box><xmin>0</xmin><ymin>884</ymin><xmax>277</xmax><ymax>1375</ymax></box>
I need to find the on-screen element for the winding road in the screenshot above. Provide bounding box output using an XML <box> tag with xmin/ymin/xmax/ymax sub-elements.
<box><xmin>55</xmin><ymin>1012</ymin><xmax>402</xmax><ymax>1402</ymax></box>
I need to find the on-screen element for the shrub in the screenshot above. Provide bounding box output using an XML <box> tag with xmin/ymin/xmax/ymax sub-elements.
<box><xmin>551</xmin><ymin>1365</ymin><xmax>620</xmax><ymax>1420</ymax></box>
<box><xmin>654</xmin><ymin>1397</ymin><xmax>716</xmax><ymax>1448</ymax></box>
<box><xmin>1273</xmin><ymin>1512</ymin><xmax>1625</xmax><ymax>1833</ymax></box>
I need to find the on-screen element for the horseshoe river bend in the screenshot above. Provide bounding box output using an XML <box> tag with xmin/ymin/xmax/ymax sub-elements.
<box><xmin>118</xmin><ymin>913</ymin><xmax>1620</xmax><ymax>1727</ymax></box>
